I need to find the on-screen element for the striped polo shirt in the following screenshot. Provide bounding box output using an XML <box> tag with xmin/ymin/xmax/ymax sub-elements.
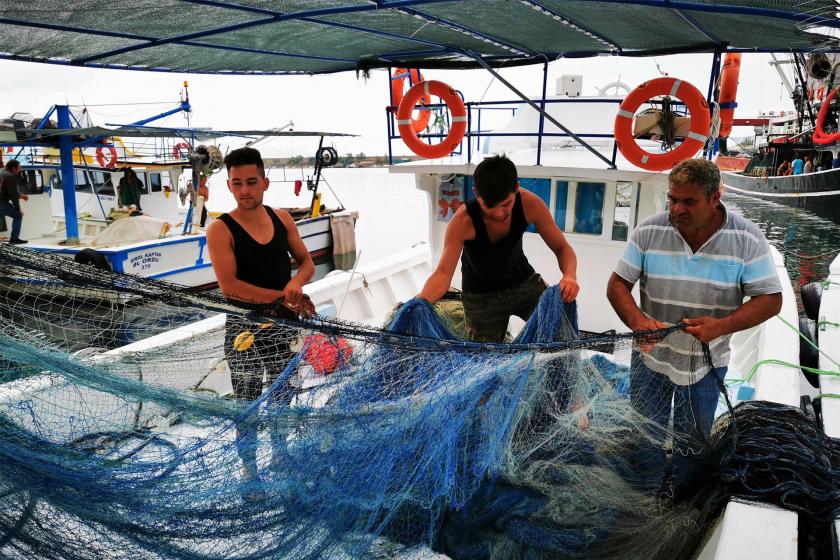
<box><xmin>615</xmin><ymin>204</ymin><xmax>782</xmax><ymax>385</ymax></box>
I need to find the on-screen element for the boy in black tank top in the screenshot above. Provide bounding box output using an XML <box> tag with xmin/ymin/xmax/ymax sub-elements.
<box><xmin>418</xmin><ymin>155</ymin><xmax>579</xmax><ymax>342</ymax></box>
<box><xmin>206</xmin><ymin>147</ymin><xmax>315</xmax><ymax>483</ymax></box>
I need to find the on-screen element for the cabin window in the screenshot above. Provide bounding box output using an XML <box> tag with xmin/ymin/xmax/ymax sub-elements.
<box><xmin>91</xmin><ymin>171</ymin><xmax>114</xmax><ymax>195</ymax></box>
<box><xmin>22</xmin><ymin>170</ymin><xmax>43</xmax><ymax>193</ymax></box>
<box><xmin>55</xmin><ymin>170</ymin><xmax>94</xmax><ymax>192</ymax></box>
<box><xmin>149</xmin><ymin>172</ymin><xmax>163</xmax><ymax>193</ymax></box>
<box><xmin>520</xmin><ymin>178</ymin><xmax>550</xmax><ymax>233</ymax></box>
<box><xmin>573</xmin><ymin>181</ymin><xmax>605</xmax><ymax>235</ymax></box>
<box><xmin>135</xmin><ymin>172</ymin><xmax>151</xmax><ymax>195</ymax></box>
<box><xmin>75</xmin><ymin>170</ymin><xmax>90</xmax><ymax>191</ymax></box>
<box><xmin>55</xmin><ymin>170</ymin><xmax>117</xmax><ymax>194</ymax></box>
<box><xmin>612</xmin><ymin>181</ymin><xmax>632</xmax><ymax>241</ymax></box>
<box><xmin>554</xmin><ymin>180</ymin><xmax>569</xmax><ymax>231</ymax></box>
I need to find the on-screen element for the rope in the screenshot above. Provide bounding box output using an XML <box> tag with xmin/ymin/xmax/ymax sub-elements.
<box><xmin>319</xmin><ymin>174</ymin><xmax>347</xmax><ymax>211</ymax></box>
<box><xmin>708</xmin><ymin>101</ymin><xmax>721</xmax><ymax>142</ymax></box>
<box><xmin>743</xmin><ymin>358</ymin><xmax>840</xmax><ymax>383</ymax></box>
<box><xmin>658</xmin><ymin>97</ymin><xmax>676</xmax><ymax>151</ymax></box>
<box><xmin>776</xmin><ymin>314</ymin><xmax>840</xmax><ymax>368</ymax></box>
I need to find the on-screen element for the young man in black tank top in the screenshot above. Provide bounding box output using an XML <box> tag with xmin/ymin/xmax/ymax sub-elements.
<box><xmin>418</xmin><ymin>155</ymin><xmax>579</xmax><ymax>342</ymax></box>
<box><xmin>206</xmin><ymin>147</ymin><xmax>315</xmax><ymax>483</ymax></box>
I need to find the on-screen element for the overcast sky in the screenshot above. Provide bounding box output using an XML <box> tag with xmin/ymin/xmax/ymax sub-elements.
<box><xmin>1</xmin><ymin>53</ymin><xmax>794</xmax><ymax>158</ymax></box>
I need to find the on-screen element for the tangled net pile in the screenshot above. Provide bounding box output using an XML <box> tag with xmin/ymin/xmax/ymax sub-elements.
<box><xmin>0</xmin><ymin>244</ymin><xmax>838</xmax><ymax>560</ymax></box>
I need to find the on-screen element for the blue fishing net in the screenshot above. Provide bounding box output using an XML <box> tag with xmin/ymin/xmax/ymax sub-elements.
<box><xmin>0</xmin><ymin>244</ymin><xmax>837</xmax><ymax>560</ymax></box>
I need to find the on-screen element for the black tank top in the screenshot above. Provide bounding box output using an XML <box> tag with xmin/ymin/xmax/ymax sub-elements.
<box><xmin>461</xmin><ymin>191</ymin><xmax>535</xmax><ymax>293</ymax></box>
<box><xmin>218</xmin><ymin>206</ymin><xmax>292</xmax><ymax>291</ymax></box>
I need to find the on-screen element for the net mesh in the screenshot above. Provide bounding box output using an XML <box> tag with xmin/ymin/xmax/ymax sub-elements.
<box><xmin>0</xmin><ymin>243</ymin><xmax>838</xmax><ymax>560</ymax></box>
<box><xmin>0</xmin><ymin>1</ymin><xmax>836</xmax><ymax>74</ymax></box>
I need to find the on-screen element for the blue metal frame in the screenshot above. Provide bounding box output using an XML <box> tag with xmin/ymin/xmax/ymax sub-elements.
<box><xmin>392</xmin><ymin>5</ymin><xmax>533</xmax><ymax>57</ymax></box>
<box><xmin>519</xmin><ymin>0</ymin><xmax>620</xmax><ymax>51</ymax></box>
<box><xmin>705</xmin><ymin>51</ymin><xmax>723</xmax><ymax>159</ymax></box>
<box><xmin>387</xmin><ymin>95</ymin><xmax>621</xmax><ymax>166</ymax></box>
<box><xmin>0</xmin><ymin>18</ymin><xmax>356</xmax><ymax>68</ymax></box>
<box><xmin>384</xmin><ymin>49</ymin><xmax>726</xmax><ymax>169</ymax></box>
<box><xmin>77</xmin><ymin>0</ymin><xmax>464</xmax><ymax>64</ymax></box>
<box><xmin>0</xmin><ymin>95</ymin><xmax>193</xmax><ymax>244</ymax></box>
<box><xmin>56</xmin><ymin>106</ymin><xmax>80</xmax><ymax>243</ymax></box>
<box><xmin>466</xmin><ymin>50</ymin><xmax>616</xmax><ymax>168</ymax></box>
<box><xmin>671</xmin><ymin>8</ymin><xmax>723</xmax><ymax>46</ymax></box>
<box><xmin>5</xmin><ymin>0</ymin><xmax>840</xmax><ymax>75</ymax></box>
<box><xmin>579</xmin><ymin>0</ymin><xmax>840</xmax><ymax>28</ymax></box>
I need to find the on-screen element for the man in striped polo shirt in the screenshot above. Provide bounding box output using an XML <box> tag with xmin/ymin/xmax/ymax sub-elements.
<box><xmin>607</xmin><ymin>158</ymin><xmax>782</xmax><ymax>495</ymax></box>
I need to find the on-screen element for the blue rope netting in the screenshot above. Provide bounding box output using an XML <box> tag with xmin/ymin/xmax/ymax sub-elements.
<box><xmin>0</xmin><ymin>244</ymin><xmax>839</xmax><ymax>559</ymax></box>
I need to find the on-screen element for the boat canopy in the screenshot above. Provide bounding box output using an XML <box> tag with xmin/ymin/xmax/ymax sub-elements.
<box><xmin>2</xmin><ymin>0</ymin><xmax>839</xmax><ymax>75</ymax></box>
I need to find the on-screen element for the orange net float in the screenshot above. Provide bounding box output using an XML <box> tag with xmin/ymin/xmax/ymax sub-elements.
<box><xmin>614</xmin><ymin>77</ymin><xmax>711</xmax><ymax>172</ymax></box>
<box><xmin>303</xmin><ymin>334</ymin><xmax>353</xmax><ymax>375</ymax></box>
<box><xmin>397</xmin><ymin>80</ymin><xmax>467</xmax><ymax>160</ymax></box>
<box><xmin>391</xmin><ymin>68</ymin><xmax>431</xmax><ymax>133</ymax></box>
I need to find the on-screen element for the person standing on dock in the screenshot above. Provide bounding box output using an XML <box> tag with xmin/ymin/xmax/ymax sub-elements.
<box><xmin>418</xmin><ymin>154</ymin><xmax>579</xmax><ymax>342</ymax></box>
<box><xmin>606</xmin><ymin>158</ymin><xmax>783</xmax><ymax>496</ymax></box>
<box><xmin>0</xmin><ymin>159</ymin><xmax>29</xmax><ymax>245</ymax></box>
<box><xmin>206</xmin><ymin>146</ymin><xmax>315</xmax><ymax>483</ymax></box>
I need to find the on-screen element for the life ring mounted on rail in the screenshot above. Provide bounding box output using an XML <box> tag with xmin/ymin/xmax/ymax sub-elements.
<box><xmin>172</xmin><ymin>142</ymin><xmax>192</xmax><ymax>160</ymax></box>
<box><xmin>95</xmin><ymin>146</ymin><xmax>118</xmax><ymax>169</ymax></box>
<box><xmin>718</xmin><ymin>53</ymin><xmax>741</xmax><ymax>139</ymax></box>
<box><xmin>614</xmin><ymin>77</ymin><xmax>711</xmax><ymax>172</ymax></box>
<box><xmin>391</xmin><ymin>68</ymin><xmax>431</xmax><ymax>133</ymax></box>
<box><xmin>397</xmin><ymin>80</ymin><xmax>467</xmax><ymax>160</ymax></box>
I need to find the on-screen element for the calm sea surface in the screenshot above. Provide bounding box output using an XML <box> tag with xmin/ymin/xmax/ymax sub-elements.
<box><xmin>207</xmin><ymin>167</ymin><xmax>428</xmax><ymax>267</ymax></box>
<box><xmin>723</xmin><ymin>191</ymin><xmax>840</xmax><ymax>295</ymax></box>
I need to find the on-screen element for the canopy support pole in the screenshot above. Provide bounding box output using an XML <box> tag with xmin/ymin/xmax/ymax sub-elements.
<box><xmin>705</xmin><ymin>50</ymin><xmax>722</xmax><ymax>159</ymax></box>
<box><xmin>57</xmin><ymin>105</ymin><xmax>80</xmax><ymax>245</ymax></box>
<box><xmin>536</xmin><ymin>61</ymin><xmax>549</xmax><ymax>166</ymax></box>
<box><xmin>464</xmin><ymin>51</ymin><xmax>616</xmax><ymax>169</ymax></box>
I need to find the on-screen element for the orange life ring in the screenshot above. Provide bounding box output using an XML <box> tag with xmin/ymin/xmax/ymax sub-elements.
<box><xmin>614</xmin><ymin>77</ymin><xmax>711</xmax><ymax>172</ymax></box>
<box><xmin>812</xmin><ymin>88</ymin><xmax>840</xmax><ymax>145</ymax></box>
<box><xmin>397</xmin><ymin>80</ymin><xmax>466</xmax><ymax>159</ymax></box>
<box><xmin>718</xmin><ymin>53</ymin><xmax>741</xmax><ymax>139</ymax></box>
<box><xmin>95</xmin><ymin>146</ymin><xmax>118</xmax><ymax>169</ymax></box>
<box><xmin>172</xmin><ymin>142</ymin><xmax>192</xmax><ymax>160</ymax></box>
<box><xmin>391</xmin><ymin>68</ymin><xmax>431</xmax><ymax>133</ymax></box>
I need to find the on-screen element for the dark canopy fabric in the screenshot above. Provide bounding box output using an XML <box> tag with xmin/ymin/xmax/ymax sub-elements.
<box><xmin>0</xmin><ymin>1</ymin><xmax>837</xmax><ymax>75</ymax></box>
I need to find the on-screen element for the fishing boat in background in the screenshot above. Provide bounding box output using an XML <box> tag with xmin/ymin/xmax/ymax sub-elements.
<box><xmin>720</xmin><ymin>53</ymin><xmax>840</xmax><ymax>220</ymax></box>
<box><xmin>0</xmin><ymin>89</ymin><xmax>357</xmax><ymax>290</ymax></box>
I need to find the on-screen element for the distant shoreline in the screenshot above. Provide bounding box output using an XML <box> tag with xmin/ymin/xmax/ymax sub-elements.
<box><xmin>263</xmin><ymin>155</ymin><xmax>423</xmax><ymax>168</ymax></box>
